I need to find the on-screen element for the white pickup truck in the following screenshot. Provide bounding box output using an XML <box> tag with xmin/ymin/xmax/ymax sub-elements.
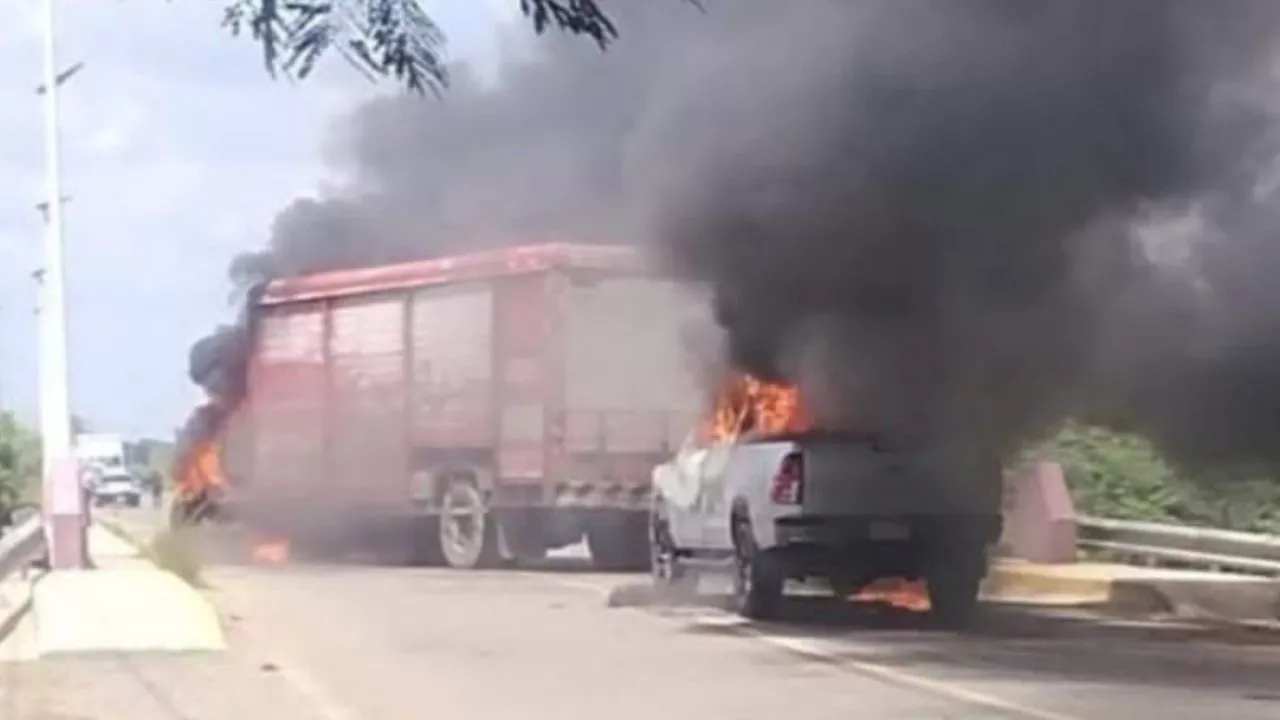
<box><xmin>650</xmin><ymin>422</ymin><xmax>1003</xmax><ymax>625</ymax></box>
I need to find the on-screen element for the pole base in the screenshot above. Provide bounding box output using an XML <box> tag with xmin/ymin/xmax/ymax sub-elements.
<box><xmin>46</xmin><ymin>513</ymin><xmax>88</xmax><ymax>569</ymax></box>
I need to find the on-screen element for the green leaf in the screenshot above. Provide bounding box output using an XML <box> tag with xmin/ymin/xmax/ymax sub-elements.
<box><xmin>221</xmin><ymin>0</ymin><xmax>700</xmax><ymax>93</ymax></box>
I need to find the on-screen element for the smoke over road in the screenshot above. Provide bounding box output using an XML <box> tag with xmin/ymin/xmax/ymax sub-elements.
<box><xmin>190</xmin><ymin>0</ymin><xmax>1280</xmax><ymax>481</ymax></box>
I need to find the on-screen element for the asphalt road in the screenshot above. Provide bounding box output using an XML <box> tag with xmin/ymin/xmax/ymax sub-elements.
<box><xmin>9</xmin><ymin>507</ymin><xmax>1278</xmax><ymax>720</ymax></box>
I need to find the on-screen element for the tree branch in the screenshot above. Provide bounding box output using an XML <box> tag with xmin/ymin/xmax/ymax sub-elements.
<box><xmin>222</xmin><ymin>0</ymin><xmax>635</xmax><ymax>93</ymax></box>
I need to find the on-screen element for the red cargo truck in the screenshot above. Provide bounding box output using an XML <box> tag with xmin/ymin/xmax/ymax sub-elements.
<box><xmin>220</xmin><ymin>243</ymin><xmax>709</xmax><ymax>570</ymax></box>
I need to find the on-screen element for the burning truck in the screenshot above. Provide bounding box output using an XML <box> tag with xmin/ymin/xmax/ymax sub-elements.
<box><xmin>172</xmin><ymin>243</ymin><xmax>710</xmax><ymax>570</ymax></box>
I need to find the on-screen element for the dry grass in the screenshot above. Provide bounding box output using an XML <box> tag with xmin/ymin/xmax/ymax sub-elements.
<box><xmin>141</xmin><ymin>527</ymin><xmax>206</xmax><ymax>587</ymax></box>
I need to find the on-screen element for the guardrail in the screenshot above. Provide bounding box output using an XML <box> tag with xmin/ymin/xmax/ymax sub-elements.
<box><xmin>0</xmin><ymin>511</ymin><xmax>47</xmax><ymax>584</ymax></box>
<box><xmin>1077</xmin><ymin>515</ymin><xmax>1280</xmax><ymax>576</ymax></box>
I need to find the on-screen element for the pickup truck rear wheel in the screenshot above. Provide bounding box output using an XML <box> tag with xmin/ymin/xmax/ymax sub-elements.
<box><xmin>439</xmin><ymin>478</ymin><xmax>498</xmax><ymax>569</ymax></box>
<box><xmin>925</xmin><ymin>551</ymin><xmax>986</xmax><ymax>627</ymax></box>
<box><xmin>828</xmin><ymin>575</ymin><xmax>861</xmax><ymax>600</ymax></box>
<box><xmin>731</xmin><ymin>515</ymin><xmax>784</xmax><ymax>620</ymax></box>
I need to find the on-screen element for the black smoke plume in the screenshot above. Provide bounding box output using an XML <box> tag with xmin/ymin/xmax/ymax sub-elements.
<box><xmin>185</xmin><ymin>0</ymin><xmax>706</xmax><ymax>408</ymax></box>
<box><xmin>634</xmin><ymin>0</ymin><xmax>1280</xmax><ymax>476</ymax></box>
<box><xmin>190</xmin><ymin>0</ymin><xmax>1280</xmax><ymax>486</ymax></box>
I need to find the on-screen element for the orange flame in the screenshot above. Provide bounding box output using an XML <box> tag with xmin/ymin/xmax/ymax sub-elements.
<box><xmin>701</xmin><ymin>372</ymin><xmax>814</xmax><ymax>443</ymax></box>
<box><xmin>854</xmin><ymin>578</ymin><xmax>931</xmax><ymax>612</ymax></box>
<box><xmin>176</xmin><ymin>440</ymin><xmax>227</xmax><ymax>502</ymax></box>
<box><xmin>250</xmin><ymin>538</ymin><xmax>291</xmax><ymax>565</ymax></box>
<box><xmin>172</xmin><ymin>398</ymin><xmax>239</xmax><ymax>512</ymax></box>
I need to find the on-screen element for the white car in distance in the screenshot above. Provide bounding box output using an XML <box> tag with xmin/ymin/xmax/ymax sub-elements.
<box><xmin>82</xmin><ymin>462</ymin><xmax>143</xmax><ymax>508</ymax></box>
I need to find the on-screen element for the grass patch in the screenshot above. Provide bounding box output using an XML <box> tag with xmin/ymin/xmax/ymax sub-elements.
<box><xmin>142</xmin><ymin>527</ymin><xmax>206</xmax><ymax>587</ymax></box>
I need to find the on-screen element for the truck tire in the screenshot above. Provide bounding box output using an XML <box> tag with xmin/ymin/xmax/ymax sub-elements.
<box><xmin>925</xmin><ymin>547</ymin><xmax>987</xmax><ymax>627</ymax></box>
<box><xmin>731</xmin><ymin>514</ymin><xmax>784</xmax><ymax>620</ymax></box>
<box><xmin>496</xmin><ymin>510</ymin><xmax>549</xmax><ymax>564</ymax></box>
<box><xmin>439</xmin><ymin>478</ymin><xmax>498</xmax><ymax>569</ymax></box>
<box><xmin>828</xmin><ymin>575</ymin><xmax>860</xmax><ymax>600</ymax></box>
<box><xmin>649</xmin><ymin>511</ymin><xmax>692</xmax><ymax>590</ymax></box>
<box><xmin>586</xmin><ymin>512</ymin><xmax>650</xmax><ymax>571</ymax></box>
<box><xmin>406</xmin><ymin>517</ymin><xmax>444</xmax><ymax>566</ymax></box>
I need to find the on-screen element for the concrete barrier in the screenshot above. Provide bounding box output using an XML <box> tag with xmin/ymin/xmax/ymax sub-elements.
<box><xmin>1000</xmin><ymin>461</ymin><xmax>1078</xmax><ymax>563</ymax></box>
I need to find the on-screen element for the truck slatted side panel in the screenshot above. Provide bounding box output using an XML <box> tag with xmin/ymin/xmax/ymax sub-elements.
<box><xmin>560</xmin><ymin>276</ymin><xmax>707</xmax><ymax>504</ymax></box>
<box><xmin>328</xmin><ymin>294</ymin><xmax>407</xmax><ymax>505</ymax></box>
<box><xmin>252</xmin><ymin>303</ymin><xmax>326</xmax><ymax>500</ymax></box>
<box><xmin>409</xmin><ymin>281</ymin><xmax>494</xmax><ymax>450</ymax></box>
<box><xmin>493</xmin><ymin>274</ymin><xmax>551</xmax><ymax>482</ymax></box>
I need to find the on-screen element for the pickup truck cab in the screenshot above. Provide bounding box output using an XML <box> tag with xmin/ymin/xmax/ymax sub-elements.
<box><xmin>650</xmin><ymin>378</ymin><xmax>1003</xmax><ymax>625</ymax></box>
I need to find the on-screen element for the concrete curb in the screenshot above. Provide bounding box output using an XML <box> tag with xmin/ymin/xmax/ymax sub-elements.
<box><xmin>33</xmin><ymin>566</ymin><xmax>228</xmax><ymax>655</ymax></box>
<box><xmin>28</xmin><ymin>523</ymin><xmax>227</xmax><ymax>655</ymax></box>
<box><xmin>983</xmin><ymin>560</ymin><xmax>1280</xmax><ymax>620</ymax></box>
<box><xmin>982</xmin><ymin>562</ymin><xmax>1111</xmax><ymax>605</ymax></box>
<box><xmin>0</xmin><ymin>591</ymin><xmax>33</xmax><ymax>643</ymax></box>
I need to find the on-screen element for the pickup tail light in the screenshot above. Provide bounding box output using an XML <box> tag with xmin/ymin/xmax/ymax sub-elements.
<box><xmin>768</xmin><ymin>452</ymin><xmax>804</xmax><ymax>505</ymax></box>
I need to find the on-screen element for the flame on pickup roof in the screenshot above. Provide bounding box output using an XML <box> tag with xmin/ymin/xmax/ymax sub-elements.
<box><xmin>703</xmin><ymin>372</ymin><xmax>815</xmax><ymax>443</ymax></box>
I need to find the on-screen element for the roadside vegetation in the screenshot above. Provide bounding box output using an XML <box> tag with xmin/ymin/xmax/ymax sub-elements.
<box><xmin>0</xmin><ymin>412</ymin><xmax>41</xmax><ymax>518</ymax></box>
<box><xmin>1032</xmin><ymin>422</ymin><xmax>1280</xmax><ymax>534</ymax></box>
<box><xmin>143</xmin><ymin>527</ymin><xmax>206</xmax><ymax>587</ymax></box>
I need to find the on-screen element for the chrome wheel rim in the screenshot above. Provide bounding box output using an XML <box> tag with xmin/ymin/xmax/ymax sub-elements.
<box><xmin>733</xmin><ymin>525</ymin><xmax>752</xmax><ymax>602</ymax></box>
<box><xmin>651</xmin><ymin>521</ymin><xmax>675</xmax><ymax>583</ymax></box>
<box><xmin>441</xmin><ymin>485</ymin><xmax>484</xmax><ymax>559</ymax></box>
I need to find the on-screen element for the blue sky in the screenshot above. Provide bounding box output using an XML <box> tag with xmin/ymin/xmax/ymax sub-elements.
<box><xmin>0</xmin><ymin>1</ymin><xmax>515</xmax><ymax>439</ymax></box>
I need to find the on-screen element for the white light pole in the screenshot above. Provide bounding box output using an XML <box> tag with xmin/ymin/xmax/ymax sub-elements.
<box><xmin>37</xmin><ymin>0</ymin><xmax>84</xmax><ymax>570</ymax></box>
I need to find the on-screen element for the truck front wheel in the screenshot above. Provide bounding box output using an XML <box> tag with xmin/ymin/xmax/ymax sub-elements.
<box><xmin>439</xmin><ymin>478</ymin><xmax>498</xmax><ymax>569</ymax></box>
<box><xmin>650</xmin><ymin>512</ymin><xmax>692</xmax><ymax>590</ymax></box>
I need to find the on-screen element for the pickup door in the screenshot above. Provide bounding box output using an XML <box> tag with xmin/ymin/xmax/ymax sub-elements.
<box><xmin>651</xmin><ymin>439</ymin><xmax>708</xmax><ymax>549</ymax></box>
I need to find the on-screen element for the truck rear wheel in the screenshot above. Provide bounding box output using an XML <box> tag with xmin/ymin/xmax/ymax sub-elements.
<box><xmin>828</xmin><ymin>575</ymin><xmax>861</xmax><ymax>600</ymax></box>
<box><xmin>925</xmin><ymin>547</ymin><xmax>987</xmax><ymax>627</ymax></box>
<box><xmin>439</xmin><ymin>478</ymin><xmax>498</xmax><ymax>569</ymax></box>
<box><xmin>407</xmin><ymin>517</ymin><xmax>444</xmax><ymax>566</ymax></box>
<box><xmin>586</xmin><ymin>511</ymin><xmax>650</xmax><ymax>571</ymax></box>
<box><xmin>731</xmin><ymin>514</ymin><xmax>784</xmax><ymax>620</ymax></box>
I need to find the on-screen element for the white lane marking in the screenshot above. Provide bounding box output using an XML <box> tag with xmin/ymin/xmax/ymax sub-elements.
<box><xmin>270</xmin><ymin>659</ymin><xmax>364</xmax><ymax>720</ymax></box>
<box><xmin>550</xmin><ymin>578</ymin><xmax>617</xmax><ymax>595</ymax></box>
<box><xmin>213</xmin><ymin>585</ymin><xmax>362</xmax><ymax>720</ymax></box>
<box><xmin>749</xmin><ymin>631</ymin><xmax>1082</xmax><ymax>720</ymax></box>
<box><xmin>547</xmin><ymin>576</ymin><xmax>1084</xmax><ymax>720</ymax></box>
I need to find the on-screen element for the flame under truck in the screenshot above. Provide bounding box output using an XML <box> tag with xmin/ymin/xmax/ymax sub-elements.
<box><xmin>217</xmin><ymin>243</ymin><xmax>709</xmax><ymax>570</ymax></box>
